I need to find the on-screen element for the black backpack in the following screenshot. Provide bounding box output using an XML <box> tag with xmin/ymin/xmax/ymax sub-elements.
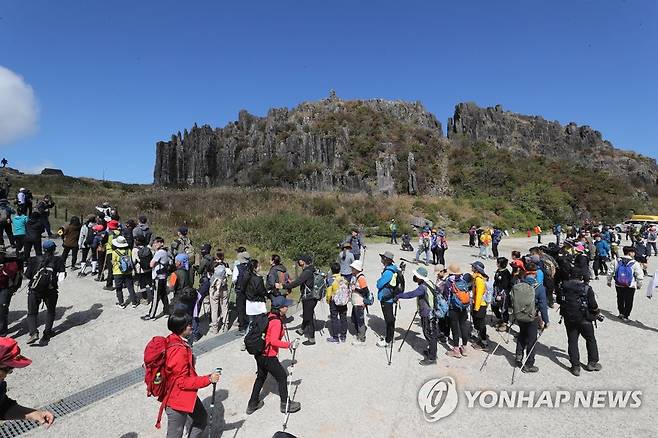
<box><xmin>28</xmin><ymin>258</ymin><xmax>56</xmax><ymax>294</ymax></box>
<box><xmin>137</xmin><ymin>246</ymin><xmax>153</xmax><ymax>271</ymax></box>
<box><xmin>244</xmin><ymin>313</ymin><xmax>277</xmax><ymax>355</ymax></box>
<box><xmin>559</xmin><ymin>280</ymin><xmax>592</xmax><ymax>322</ymax></box>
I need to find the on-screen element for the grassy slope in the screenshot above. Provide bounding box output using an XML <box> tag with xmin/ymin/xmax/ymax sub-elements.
<box><xmin>7</xmin><ymin>169</ymin><xmax>656</xmax><ymax>271</ymax></box>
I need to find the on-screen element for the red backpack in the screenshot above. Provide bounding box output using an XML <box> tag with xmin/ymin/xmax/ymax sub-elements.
<box><xmin>143</xmin><ymin>336</ymin><xmax>185</xmax><ymax>428</ymax></box>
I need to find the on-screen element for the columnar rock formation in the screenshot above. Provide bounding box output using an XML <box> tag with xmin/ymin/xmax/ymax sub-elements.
<box><xmin>154</xmin><ymin>94</ymin><xmax>658</xmax><ymax>193</ymax></box>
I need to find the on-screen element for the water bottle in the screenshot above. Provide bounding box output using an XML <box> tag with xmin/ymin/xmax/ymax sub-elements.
<box><xmin>154</xmin><ymin>371</ymin><xmax>162</xmax><ymax>385</ymax></box>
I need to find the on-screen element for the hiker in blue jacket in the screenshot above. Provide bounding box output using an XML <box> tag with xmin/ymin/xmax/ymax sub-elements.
<box><xmin>593</xmin><ymin>235</ymin><xmax>610</xmax><ymax>279</ymax></box>
<box><xmin>376</xmin><ymin>251</ymin><xmax>398</xmax><ymax>348</ymax></box>
<box><xmin>523</xmin><ymin>264</ymin><xmax>549</xmax><ymax>326</ymax></box>
<box><xmin>395</xmin><ymin>266</ymin><xmax>438</xmax><ymax>366</ymax></box>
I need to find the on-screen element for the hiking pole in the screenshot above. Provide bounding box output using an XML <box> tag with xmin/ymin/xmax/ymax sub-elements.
<box><xmin>388</xmin><ymin>302</ymin><xmax>399</xmax><ymax>366</ymax></box>
<box><xmin>282</xmin><ymin>340</ymin><xmax>299</xmax><ymax>432</ymax></box>
<box><xmin>209</xmin><ymin>367</ymin><xmax>222</xmax><ymax>435</ymax></box>
<box><xmin>398</xmin><ymin>310</ymin><xmax>418</xmax><ymax>352</ymax></box>
<box><xmin>479</xmin><ymin>341</ymin><xmax>502</xmax><ymax>372</ymax></box>
<box><xmin>511</xmin><ymin>328</ymin><xmax>545</xmax><ymax>385</ymax></box>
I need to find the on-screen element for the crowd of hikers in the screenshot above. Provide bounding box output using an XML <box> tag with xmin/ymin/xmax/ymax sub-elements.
<box><xmin>1</xmin><ymin>185</ymin><xmax>657</xmax><ymax>437</ymax></box>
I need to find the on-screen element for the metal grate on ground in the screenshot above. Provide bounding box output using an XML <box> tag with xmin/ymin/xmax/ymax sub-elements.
<box><xmin>0</xmin><ymin>328</ymin><xmax>241</xmax><ymax>437</ymax></box>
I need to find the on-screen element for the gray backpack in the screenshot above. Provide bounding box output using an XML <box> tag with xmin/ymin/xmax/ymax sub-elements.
<box><xmin>511</xmin><ymin>281</ymin><xmax>537</xmax><ymax>323</ymax></box>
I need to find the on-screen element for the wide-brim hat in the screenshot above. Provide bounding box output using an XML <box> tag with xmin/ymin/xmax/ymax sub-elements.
<box><xmin>471</xmin><ymin>261</ymin><xmax>486</xmax><ymax>275</ymax></box>
<box><xmin>379</xmin><ymin>251</ymin><xmax>395</xmax><ymax>261</ymax></box>
<box><xmin>0</xmin><ymin>337</ymin><xmax>32</xmax><ymax>368</ymax></box>
<box><xmin>342</xmin><ymin>242</ymin><xmax>352</xmax><ymax>249</ymax></box>
<box><xmin>447</xmin><ymin>263</ymin><xmax>462</xmax><ymax>274</ymax></box>
<box><xmin>413</xmin><ymin>266</ymin><xmax>430</xmax><ymax>283</ymax></box>
<box><xmin>112</xmin><ymin>236</ymin><xmax>129</xmax><ymax>248</ymax></box>
<box><xmin>350</xmin><ymin>260</ymin><xmax>364</xmax><ymax>272</ymax></box>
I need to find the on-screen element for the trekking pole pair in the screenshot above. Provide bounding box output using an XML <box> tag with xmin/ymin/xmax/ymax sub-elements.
<box><xmin>511</xmin><ymin>327</ymin><xmax>545</xmax><ymax>385</ymax></box>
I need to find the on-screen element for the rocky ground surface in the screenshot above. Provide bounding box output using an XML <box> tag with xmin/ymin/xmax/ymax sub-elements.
<box><xmin>4</xmin><ymin>236</ymin><xmax>656</xmax><ymax>438</ymax></box>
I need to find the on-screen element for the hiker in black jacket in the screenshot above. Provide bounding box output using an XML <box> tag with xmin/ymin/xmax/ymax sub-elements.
<box><xmin>266</xmin><ymin>254</ymin><xmax>288</xmax><ymax>297</ymax></box>
<box><xmin>23</xmin><ymin>212</ymin><xmax>44</xmax><ymax>262</ymax></box>
<box><xmin>278</xmin><ymin>255</ymin><xmax>316</xmax><ymax>346</ymax></box>
<box><xmin>557</xmin><ymin>266</ymin><xmax>602</xmax><ymax>376</ymax></box>
<box><xmin>24</xmin><ymin>240</ymin><xmax>65</xmax><ymax>346</ymax></box>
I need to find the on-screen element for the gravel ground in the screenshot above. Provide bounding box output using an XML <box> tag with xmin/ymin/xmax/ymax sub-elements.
<box><xmin>4</xmin><ymin>236</ymin><xmax>656</xmax><ymax>438</ymax></box>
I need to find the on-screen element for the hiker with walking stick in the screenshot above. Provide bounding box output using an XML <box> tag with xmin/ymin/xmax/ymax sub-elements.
<box><xmin>509</xmin><ymin>261</ymin><xmax>549</xmax><ymax>374</ymax></box>
<box><xmin>394</xmin><ymin>266</ymin><xmax>442</xmax><ymax>366</ymax></box>
<box><xmin>277</xmin><ymin>255</ymin><xmax>318</xmax><ymax>346</ymax></box>
<box><xmin>246</xmin><ymin>295</ymin><xmax>301</xmax><ymax>416</ymax></box>
<box><xmin>375</xmin><ymin>251</ymin><xmax>402</xmax><ymax>349</ymax></box>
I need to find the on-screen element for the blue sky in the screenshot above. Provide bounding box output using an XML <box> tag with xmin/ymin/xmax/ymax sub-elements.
<box><xmin>1</xmin><ymin>0</ymin><xmax>656</xmax><ymax>183</ymax></box>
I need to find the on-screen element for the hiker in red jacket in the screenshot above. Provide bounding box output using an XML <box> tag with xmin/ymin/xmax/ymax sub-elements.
<box><xmin>164</xmin><ymin>311</ymin><xmax>221</xmax><ymax>438</ymax></box>
<box><xmin>246</xmin><ymin>295</ymin><xmax>301</xmax><ymax>415</ymax></box>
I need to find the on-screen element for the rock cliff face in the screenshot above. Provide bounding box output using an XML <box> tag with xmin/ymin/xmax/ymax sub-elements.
<box><xmin>447</xmin><ymin>102</ymin><xmax>658</xmax><ymax>185</ymax></box>
<box><xmin>155</xmin><ymin>96</ymin><xmax>658</xmax><ymax>193</ymax></box>
<box><xmin>154</xmin><ymin>92</ymin><xmax>447</xmax><ymax>195</ymax></box>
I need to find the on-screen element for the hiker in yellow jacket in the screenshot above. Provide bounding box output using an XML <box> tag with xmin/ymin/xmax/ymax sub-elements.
<box><xmin>326</xmin><ymin>263</ymin><xmax>349</xmax><ymax>343</ymax></box>
<box><xmin>470</xmin><ymin>261</ymin><xmax>489</xmax><ymax>349</ymax></box>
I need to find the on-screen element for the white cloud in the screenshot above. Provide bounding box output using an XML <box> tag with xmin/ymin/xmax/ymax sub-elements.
<box><xmin>15</xmin><ymin>160</ymin><xmax>55</xmax><ymax>175</ymax></box>
<box><xmin>0</xmin><ymin>66</ymin><xmax>39</xmax><ymax>145</ymax></box>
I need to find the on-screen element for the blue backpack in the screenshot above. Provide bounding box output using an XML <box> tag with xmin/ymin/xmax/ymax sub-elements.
<box><xmin>614</xmin><ymin>259</ymin><xmax>634</xmax><ymax>287</ymax></box>
<box><xmin>425</xmin><ymin>283</ymin><xmax>449</xmax><ymax>319</ymax></box>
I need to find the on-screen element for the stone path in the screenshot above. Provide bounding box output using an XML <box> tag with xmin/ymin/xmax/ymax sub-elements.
<box><xmin>3</xmin><ymin>236</ymin><xmax>656</xmax><ymax>437</ymax></box>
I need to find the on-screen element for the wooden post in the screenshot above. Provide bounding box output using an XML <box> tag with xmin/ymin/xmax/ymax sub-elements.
<box><xmin>65</xmin><ymin>208</ymin><xmax>68</xmax><ymax>222</ymax></box>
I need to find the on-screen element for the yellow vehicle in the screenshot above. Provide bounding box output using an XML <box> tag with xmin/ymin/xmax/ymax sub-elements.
<box><xmin>616</xmin><ymin>215</ymin><xmax>658</xmax><ymax>232</ymax></box>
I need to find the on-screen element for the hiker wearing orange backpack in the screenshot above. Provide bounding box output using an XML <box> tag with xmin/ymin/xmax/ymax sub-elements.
<box><xmin>144</xmin><ymin>311</ymin><xmax>220</xmax><ymax>437</ymax></box>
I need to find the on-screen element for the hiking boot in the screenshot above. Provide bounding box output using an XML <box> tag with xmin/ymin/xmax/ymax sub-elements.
<box><xmin>302</xmin><ymin>339</ymin><xmax>316</xmax><ymax>346</ymax></box>
<box><xmin>570</xmin><ymin>365</ymin><xmax>581</xmax><ymax>376</ymax></box>
<box><xmin>521</xmin><ymin>365</ymin><xmax>539</xmax><ymax>373</ymax></box>
<box><xmin>515</xmin><ymin>354</ymin><xmax>523</xmax><ymax>367</ymax></box>
<box><xmin>584</xmin><ymin>362</ymin><xmax>602</xmax><ymax>372</ymax></box>
<box><xmin>351</xmin><ymin>339</ymin><xmax>366</xmax><ymax>346</ymax></box>
<box><xmin>459</xmin><ymin>345</ymin><xmax>469</xmax><ymax>357</ymax></box>
<box><xmin>376</xmin><ymin>339</ymin><xmax>389</xmax><ymax>348</ymax></box>
<box><xmin>103</xmin><ymin>286</ymin><xmax>114</xmax><ymax>291</ymax></box>
<box><xmin>140</xmin><ymin>315</ymin><xmax>152</xmax><ymax>321</ymax></box>
<box><xmin>280</xmin><ymin>400</ymin><xmax>301</xmax><ymax>414</ymax></box>
<box><xmin>326</xmin><ymin>337</ymin><xmax>340</xmax><ymax>343</ymax></box>
<box><xmin>472</xmin><ymin>342</ymin><xmax>488</xmax><ymax>351</ymax></box>
<box><xmin>295</xmin><ymin>328</ymin><xmax>304</xmax><ymax>336</ymax></box>
<box><xmin>132</xmin><ymin>302</ymin><xmax>139</xmax><ymax>308</ymax></box>
<box><xmin>445</xmin><ymin>347</ymin><xmax>462</xmax><ymax>358</ymax></box>
<box><xmin>246</xmin><ymin>400</ymin><xmax>264</xmax><ymax>415</ymax></box>
<box><xmin>339</xmin><ymin>336</ymin><xmax>346</xmax><ymax>343</ymax></box>
<box><xmin>240</xmin><ymin>343</ymin><xmax>247</xmax><ymax>351</ymax></box>
<box><xmin>419</xmin><ymin>358</ymin><xmax>437</xmax><ymax>366</ymax></box>
<box><xmin>27</xmin><ymin>333</ymin><xmax>39</xmax><ymax>345</ymax></box>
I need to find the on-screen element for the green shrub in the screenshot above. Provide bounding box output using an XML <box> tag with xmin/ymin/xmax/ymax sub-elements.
<box><xmin>229</xmin><ymin>212</ymin><xmax>344</xmax><ymax>269</ymax></box>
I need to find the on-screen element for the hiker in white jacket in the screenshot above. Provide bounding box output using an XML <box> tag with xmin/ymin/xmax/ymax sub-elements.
<box><xmin>607</xmin><ymin>246</ymin><xmax>645</xmax><ymax>321</ymax></box>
